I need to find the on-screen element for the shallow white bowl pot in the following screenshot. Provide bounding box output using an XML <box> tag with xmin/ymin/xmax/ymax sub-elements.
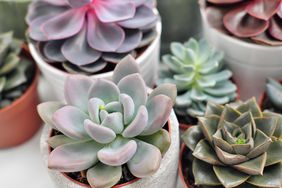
<box><xmin>40</xmin><ymin>110</ymin><xmax>180</xmax><ymax>188</ymax></box>
<box><xmin>29</xmin><ymin>21</ymin><xmax>161</xmax><ymax>100</ymax></box>
<box><xmin>200</xmin><ymin>6</ymin><xmax>282</xmax><ymax>100</ymax></box>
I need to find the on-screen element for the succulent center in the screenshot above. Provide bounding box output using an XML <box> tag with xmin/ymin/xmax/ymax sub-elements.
<box><xmin>236</xmin><ymin>138</ymin><xmax>246</xmax><ymax>145</ymax></box>
<box><xmin>99</xmin><ymin>105</ymin><xmax>106</xmax><ymax>111</ymax></box>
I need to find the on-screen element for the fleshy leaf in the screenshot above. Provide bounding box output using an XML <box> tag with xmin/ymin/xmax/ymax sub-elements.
<box><xmin>101</xmin><ymin>112</ymin><xmax>124</xmax><ymax>134</ymax></box>
<box><xmin>141</xmin><ymin>95</ymin><xmax>173</xmax><ymax>135</ymax></box>
<box><xmin>198</xmin><ymin>116</ymin><xmax>220</xmax><ymax>144</ymax></box>
<box><xmin>98</xmin><ymin>136</ymin><xmax>137</xmax><ymax>166</ymax></box>
<box><xmin>128</xmin><ymin>141</ymin><xmax>161</xmax><ymax>178</ymax></box>
<box><xmin>265</xmin><ymin>141</ymin><xmax>282</xmax><ymax>166</ymax></box>
<box><xmin>215</xmin><ymin>146</ymin><xmax>248</xmax><ymax>165</ymax></box>
<box><xmin>148</xmin><ymin>84</ymin><xmax>177</xmax><ymax>105</ymax></box>
<box><xmin>182</xmin><ymin>126</ymin><xmax>203</xmax><ymax>151</ymax></box>
<box><xmin>234</xmin><ymin>153</ymin><xmax>267</xmax><ymax>175</ymax></box>
<box><xmin>120</xmin><ymin>94</ymin><xmax>135</xmax><ymax>125</ymax></box>
<box><xmin>87</xmin><ymin>163</ymin><xmax>122</xmax><ymax>188</ymax></box>
<box><xmin>48</xmin><ymin>141</ymin><xmax>102</xmax><ymax>172</ymax></box>
<box><xmin>88</xmin><ymin>98</ymin><xmax>105</xmax><ymax>124</ymax></box>
<box><xmin>47</xmin><ymin>135</ymin><xmax>77</xmax><ymax>149</ymax></box>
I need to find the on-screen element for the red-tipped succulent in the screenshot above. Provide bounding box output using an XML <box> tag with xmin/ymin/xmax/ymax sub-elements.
<box><xmin>26</xmin><ymin>0</ymin><xmax>158</xmax><ymax>74</ymax></box>
<box><xmin>204</xmin><ymin>0</ymin><xmax>282</xmax><ymax>46</ymax></box>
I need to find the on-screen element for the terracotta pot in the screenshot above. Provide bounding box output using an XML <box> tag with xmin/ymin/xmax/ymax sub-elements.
<box><xmin>41</xmin><ymin>111</ymin><xmax>180</xmax><ymax>188</ymax></box>
<box><xmin>0</xmin><ymin>45</ymin><xmax>41</xmax><ymax>148</ymax></box>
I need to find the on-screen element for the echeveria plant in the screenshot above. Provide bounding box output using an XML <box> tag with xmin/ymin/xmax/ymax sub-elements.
<box><xmin>182</xmin><ymin>98</ymin><xmax>282</xmax><ymax>188</ymax></box>
<box><xmin>0</xmin><ymin>32</ymin><xmax>33</xmax><ymax>109</ymax></box>
<box><xmin>38</xmin><ymin>55</ymin><xmax>176</xmax><ymax>188</ymax></box>
<box><xmin>159</xmin><ymin>38</ymin><xmax>237</xmax><ymax>119</ymax></box>
<box><xmin>26</xmin><ymin>0</ymin><xmax>158</xmax><ymax>74</ymax></box>
<box><xmin>265</xmin><ymin>78</ymin><xmax>282</xmax><ymax>111</ymax></box>
<box><xmin>204</xmin><ymin>0</ymin><xmax>282</xmax><ymax>46</ymax></box>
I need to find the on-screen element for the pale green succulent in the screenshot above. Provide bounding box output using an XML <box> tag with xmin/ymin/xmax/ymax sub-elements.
<box><xmin>182</xmin><ymin>98</ymin><xmax>282</xmax><ymax>188</ymax></box>
<box><xmin>265</xmin><ymin>78</ymin><xmax>282</xmax><ymax>112</ymax></box>
<box><xmin>0</xmin><ymin>31</ymin><xmax>33</xmax><ymax>109</ymax></box>
<box><xmin>159</xmin><ymin>38</ymin><xmax>237</xmax><ymax>119</ymax></box>
<box><xmin>38</xmin><ymin>55</ymin><xmax>176</xmax><ymax>188</ymax></box>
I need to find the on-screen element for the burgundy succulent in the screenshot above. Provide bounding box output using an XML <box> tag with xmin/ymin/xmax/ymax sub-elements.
<box><xmin>26</xmin><ymin>0</ymin><xmax>158</xmax><ymax>74</ymax></box>
<box><xmin>204</xmin><ymin>0</ymin><xmax>282</xmax><ymax>46</ymax></box>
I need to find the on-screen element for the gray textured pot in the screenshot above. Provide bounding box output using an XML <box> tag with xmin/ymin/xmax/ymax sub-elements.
<box><xmin>40</xmin><ymin>111</ymin><xmax>180</xmax><ymax>188</ymax></box>
<box><xmin>157</xmin><ymin>0</ymin><xmax>202</xmax><ymax>54</ymax></box>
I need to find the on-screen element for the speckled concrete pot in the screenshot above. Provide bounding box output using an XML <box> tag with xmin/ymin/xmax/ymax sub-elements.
<box><xmin>40</xmin><ymin>111</ymin><xmax>180</xmax><ymax>188</ymax></box>
<box><xmin>29</xmin><ymin>19</ymin><xmax>161</xmax><ymax>100</ymax></box>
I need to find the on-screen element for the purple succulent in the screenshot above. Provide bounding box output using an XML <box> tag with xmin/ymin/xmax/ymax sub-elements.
<box><xmin>26</xmin><ymin>0</ymin><xmax>158</xmax><ymax>74</ymax></box>
<box><xmin>203</xmin><ymin>0</ymin><xmax>282</xmax><ymax>46</ymax></box>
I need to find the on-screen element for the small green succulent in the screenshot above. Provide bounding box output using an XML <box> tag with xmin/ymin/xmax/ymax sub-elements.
<box><xmin>265</xmin><ymin>78</ymin><xmax>282</xmax><ymax>112</ymax></box>
<box><xmin>38</xmin><ymin>55</ymin><xmax>176</xmax><ymax>188</ymax></box>
<box><xmin>0</xmin><ymin>31</ymin><xmax>33</xmax><ymax>109</ymax></box>
<box><xmin>159</xmin><ymin>38</ymin><xmax>237</xmax><ymax>120</ymax></box>
<box><xmin>182</xmin><ymin>98</ymin><xmax>282</xmax><ymax>188</ymax></box>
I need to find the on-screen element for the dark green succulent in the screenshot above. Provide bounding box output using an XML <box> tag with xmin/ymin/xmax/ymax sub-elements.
<box><xmin>182</xmin><ymin>98</ymin><xmax>282</xmax><ymax>188</ymax></box>
<box><xmin>0</xmin><ymin>32</ymin><xmax>33</xmax><ymax>109</ymax></box>
<box><xmin>265</xmin><ymin>78</ymin><xmax>282</xmax><ymax>112</ymax></box>
<box><xmin>159</xmin><ymin>38</ymin><xmax>237</xmax><ymax>120</ymax></box>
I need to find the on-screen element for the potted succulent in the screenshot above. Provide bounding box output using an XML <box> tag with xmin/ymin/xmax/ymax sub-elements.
<box><xmin>179</xmin><ymin>98</ymin><xmax>282</xmax><ymax>188</ymax></box>
<box><xmin>157</xmin><ymin>0</ymin><xmax>202</xmax><ymax>54</ymax></box>
<box><xmin>38</xmin><ymin>55</ymin><xmax>180</xmax><ymax>188</ymax></box>
<box><xmin>26</xmin><ymin>0</ymin><xmax>161</xmax><ymax>99</ymax></box>
<box><xmin>260</xmin><ymin>78</ymin><xmax>282</xmax><ymax>114</ymax></box>
<box><xmin>0</xmin><ymin>0</ymin><xmax>31</xmax><ymax>39</ymax></box>
<box><xmin>0</xmin><ymin>31</ymin><xmax>41</xmax><ymax>148</ymax></box>
<box><xmin>159</xmin><ymin>38</ymin><xmax>237</xmax><ymax>127</ymax></box>
<box><xmin>200</xmin><ymin>0</ymin><xmax>282</xmax><ymax>100</ymax></box>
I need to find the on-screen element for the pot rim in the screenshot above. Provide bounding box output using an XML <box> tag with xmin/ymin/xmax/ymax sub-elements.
<box><xmin>178</xmin><ymin>125</ymin><xmax>192</xmax><ymax>188</ymax></box>
<box><xmin>0</xmin><ymin>44</ymin><xmax>40</xmax><ymax>114</ymax></box>
<box><xmin>28</xmin><ymin>17</ymin><xmax>162</xmax><ymax>79</ymax></box>
<box><xmin>47</xmin><ymin>118</ymin><xmax>173</xmax><ymax>188</ymax></box>
<box><xmin>198</xmin><ymin>0</ymin><xmax>282</xmax><ymax>51</ymax></box>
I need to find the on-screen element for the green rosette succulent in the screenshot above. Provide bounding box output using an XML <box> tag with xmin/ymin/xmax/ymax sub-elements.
<box><xmin>159</xmin><ymin>38</ymin><xmax>237</xmax><ymax>119</ymax></box>
<box><xmin>38</xmin><ymin>55</ymin><xmax>176</xmax><ymax>188</ymax></box>
<box><xmin>265</xmin><ymin>78</ymin><xmax>282</xmax><ymax>112</ymax></box>
<box><xmin>0</xmin><ymin>31</ymin><xmax>33</xmax><ymax>109</ymax></box>
<box><xmin>182</xmin><ymin>98</ymin><xmax>282</xmax><ymax>188</ymax></box>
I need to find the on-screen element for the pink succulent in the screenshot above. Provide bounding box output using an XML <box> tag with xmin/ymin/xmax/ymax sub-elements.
<box><xmin>26</xmin><ymin>0</ymin><xmax>158</xmax><ymax>74</ymax></box>
<box><xmin>204</xmin><ymin>0</ymin><xmax>282</xmax><ymax>46</ymax></box>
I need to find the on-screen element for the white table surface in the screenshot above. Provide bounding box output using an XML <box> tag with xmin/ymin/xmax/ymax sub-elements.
<box><xmin>0</xmin><ymin>78</ymin><xmax>56</xmax><ymax>188</ymax></box>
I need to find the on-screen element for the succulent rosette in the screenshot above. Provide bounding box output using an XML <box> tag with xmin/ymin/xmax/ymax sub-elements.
<box><xmin>159</xmin><ymin>38</ymin><xmax>237</xmax><ymax>120</ymax></box>
<box><xmin>38</xmin><ymin>55</ymin><xmax>176</xmax><ymax>188</ymax></box>
<box><xmin>0</xmin><ymin>32</ymin><xmax>33</xmax><ymax>109</ymax></box>
<box><xmin>265</xmin><ymin>78</ymin><xmax>282</xmax><ymax>112</ymax></box>
<box><xmin>203</xmin><ymin>0</ymin><xmax>282</xmax><ymax>46</ymax></box>
<box><xmin>26</xmin><ymin>0</ymin><xmax>158</xmax><ymax>74</ymax></box>
<box><xmin>182</xmin><ymin>98</ymin><xmax>282</xmax><ymax>188</ymax></box>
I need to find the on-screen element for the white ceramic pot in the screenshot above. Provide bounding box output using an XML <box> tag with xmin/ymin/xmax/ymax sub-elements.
<box><xmin>40</xmin><ymin>111</ymin><xmax>180</xmax><ymax>188</ymax></box>
<box><xmin>29</xmin><ymin>21</ymin><xmax>161</xmax><ymax>100</ymax></box>
<box><xmin>200</xmin><ymin>7</ymin><xmax>282</xmax><ymax>100</ymax></box>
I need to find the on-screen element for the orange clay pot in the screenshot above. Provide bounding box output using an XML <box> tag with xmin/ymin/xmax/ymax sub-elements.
<box><xmin>0</xmin><ymin>45</ymin><xmax>41</xmax><ymax>148</ymax></box>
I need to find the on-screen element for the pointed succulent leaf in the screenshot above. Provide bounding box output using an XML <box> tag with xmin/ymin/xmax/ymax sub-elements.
<box><xmin>265</xmin><ymin>141</ymin><xmax>282</xmax><ymax>166</ymax></box>
<box><xmin>87</xmin><ymin>163</ymin><xmax>122</xmax><ymax>188</ymax></box>
<box><xmin>88</xmin><ymin>79</ymin><xmax>120</xmax><ymax>104</ymax></box>
<box><xmin>182</xmin><ymin>126</ymin><xmax>203</xmax><ymax>151</ymax></box>
<box><xmin>118</xmin><ymin>73</ymin><xmax>147</xmax><ymax>110</ymax></box>
<box><xmin>84</xmin><ymin>119</ymin><xmax>116</xmax><ymax>144</ymax></box>
<box><xmin>215</xmin><ymin>146</ymin><xmax>248</xmax><ymax>165</ymax></box>
<box><xmin>213</xmin><ymin>129</ymin><xmax>234</xmax><ymax>153</ymax></box>
<box><xmin>101</xmin><ymin>112</ymin><xmax>124</xmax><ymax>134</ymax></box>
<box><xmin>128</xmin><ymin>141</ymin><xmax>162</xmax><ymax>178</ymax></box>
<box><xmin>141</xmin><ymin>95</ymin><xmax>173</xmax><ymax>135</ymax></box>
<box><xmin>234</xmin><ymin>153</ymin><xmax>267</xmax><ymax>175</ymax></box>
<box><xmin>193</xmin><ymin>139</ymin><xmax>223</xmax><ymax>165</ymax></box>
<box><xmin>112</xmin><ymin>55</ymin><xmax>140</xmax><ymax>84</ymax></box>
<box><xmin>254</xmin><ymin>117</ymin><xmax>277</xmax><ymax>137</ymax></box>
<box><xmin>205</xmin><ymin>102</ymin><xmax>224</xmax><ymax>116</ymax></box>
<box><xmin>122</xmin><ymin>106</ymin><xmax>148</xmax><ymax>138</ymax></box>
<box><xmin>237</xmin><ymin>98</ymin><xmax>262</xmax><ymax>117</ymax></box>
<box><xmin>247</xmin><ymin>129</ymin><xmax>272</xmax><ymax>158</ymax></box>
<box><xmin>48</xmin><ymin>141</ymin><xmax>102</xmax><ymax>172</ymax></box>
<box><xmin>192</xmin><ymin>158</ymin><xmax>221</xmax><ymax>186</ymax></box>
<box><xmin>247</xmin><ymin>163</ymin><xmax>282</xmax><ymax>188</ymax></box>
<box><xmin>138</xmin><ymin>129</ymin><xmax>170</xmax><ymax>155</ymax></box>
<box><xmin>37</xmin><ymin>102</ymin><xmax>65</xmax><ymax>129</ymax></box>
<box><xmin>48</xmin><ymin>135</ymin><xmax>78</xmax><ymax>149</ymax></box>
<box><xmin>213</xmin><ymin>165</ymin><xmax>250</xmax><ymax>188</ymax></box>
<box><xmin>97</xmin><ymin>136</ymin><xmax>137</xmax><ymax>166</ymax></box>
<box><xmin>52</xmin><ymin>106</ymin><xmax>89</xmax><ymax>140</ymax></box>
<box><xmin>198</xmin><ymin>116</ymin><xmax>220</xmax><ymax>144</ymax></box>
